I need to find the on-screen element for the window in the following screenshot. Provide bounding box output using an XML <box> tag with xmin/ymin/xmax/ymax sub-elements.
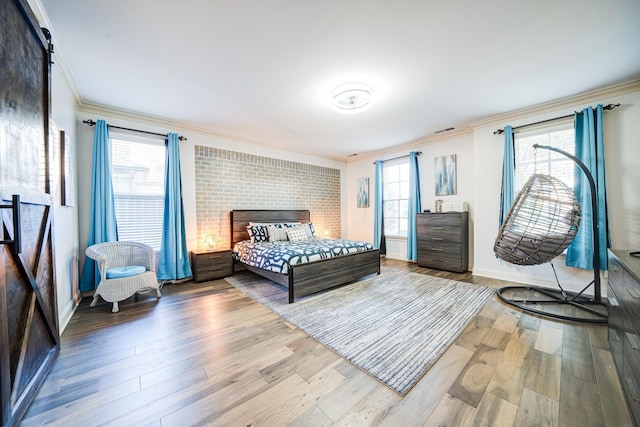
<box><xmin>383</xmin><ymin>159</ymin><xmax>410</xmax><ymax>237</ymax></box>
<box><xmin>514</xmin><ymin>122</ymin><xmax>575</xmax><ymax>192</ymax></box>
<box><xmin>111</xmin><ymin>136</ymin><xmax>165</xmax><ymax>251</ymax></box>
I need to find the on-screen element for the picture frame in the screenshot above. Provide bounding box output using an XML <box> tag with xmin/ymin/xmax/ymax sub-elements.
<box><xmin>60</xmin><ymin>129</ymin><xmax>74</xmax><ymax>206</ymax></box>
<box><xmin>357</xmin><ymin>177</ymin><xmax>369</xmax><ymax>208</ymax></box>
<box><xmin>435</xmin><ymin>154</ymin><xmax>457</xmax><ymax>196</ymax></box>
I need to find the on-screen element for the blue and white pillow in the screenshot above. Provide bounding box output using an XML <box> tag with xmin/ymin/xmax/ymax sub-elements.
<box><xmin>246</xmin><ymin>225</ymin><xmax>269</xmax><ymax>243</ymax></box>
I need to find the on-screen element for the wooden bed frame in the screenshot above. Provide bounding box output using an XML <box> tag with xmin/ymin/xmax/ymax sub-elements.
<box><xmin>231</xmin><ymin>209</ymin><xmax>380</xmax><ymax>303</ymax></box>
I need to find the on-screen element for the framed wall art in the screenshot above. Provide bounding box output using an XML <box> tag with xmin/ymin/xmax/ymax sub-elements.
<box><xmin>435</xmin><ymin>154</ymin><xmax>457</xmax><ymax>196</ymax></box>
<box><xmin>60</xmin><ymin>129</ymin><xmax>74</xmax><ymax>206</ymax></box>
<box><xmin>357</xmin><ymin>177</ymin><xmax>369</xmax><ymax>208</ymax></box>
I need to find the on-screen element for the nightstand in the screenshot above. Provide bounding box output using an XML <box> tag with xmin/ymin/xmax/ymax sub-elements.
<box><xmin>190</xmin><ymin>249</ymin><xmax>233</xmax><ymax>282</ymax></box>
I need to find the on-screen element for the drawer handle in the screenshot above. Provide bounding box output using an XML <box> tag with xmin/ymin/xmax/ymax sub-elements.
<box><xmin>206</xmin><ymin>267</ymin><xmax>224</xmax><ymax>272</ymax></box>
<box><xmin>430</xmin><ymin>248</ymin><xmax>444</xmax><ymax>252</ymax></box>
<box><xmin>431</xmin><ymin>237</ymin><xmax>444</xmax><ymax>241</ymax></box>
<box><xmin>608</xmin><ymin>295</ymin><xmax>620</xmax><ymax>307</ymax></box>
<box><xmin>626</xmin><ymin>378</ymin><xmax>640</xmax><ymax>402</ymax></box>
<box><xmin>432</xmin><ymin>227</ymin><xmax>444</xmax><ymax>230</ymax></box>
<box><xmin>626</xmin><ymin>332</ymin><xmax>640</xmax><ymax>350</ymax></box>
<box><xmin>627</xmin><ymin>287</ymin><xmax>640</xmax><ymax>299</ymax></box>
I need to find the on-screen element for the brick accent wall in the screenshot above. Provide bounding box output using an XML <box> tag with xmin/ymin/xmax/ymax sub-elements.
<box><xmin>194</xmin><ymin>146</ymin><xmax>341</xmax><ymax>249</ymax></box>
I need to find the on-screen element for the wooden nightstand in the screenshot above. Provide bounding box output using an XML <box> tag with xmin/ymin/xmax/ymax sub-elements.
<box><xmin>190</xmin><ymin>249</ymin><xmax>233</xmax><ymax>282</ymax></box>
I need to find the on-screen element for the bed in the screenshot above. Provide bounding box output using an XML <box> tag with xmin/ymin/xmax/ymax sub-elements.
<box><xmin>231</xmin><ymin>209</ymin><xmax>380</xmax><ymax>303</ymax></box>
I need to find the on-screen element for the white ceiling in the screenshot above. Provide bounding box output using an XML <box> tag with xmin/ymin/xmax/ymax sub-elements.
<box><xmin>39</xmin><ymin>0</ymin><xmax>640</xmax><ymax>160</ymax></box>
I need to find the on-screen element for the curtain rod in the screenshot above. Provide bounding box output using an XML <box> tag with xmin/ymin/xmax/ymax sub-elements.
<box><xmin>493</xmin><ymin>103</ymin><xmax>620</xmax><ymax>135</ymax></box>
<box><xmin>373</xmin><ymin>151</ymin><xmax>422</xmax><ymax>164</ymax></box>
<box><xmin>82</xmin><ymin>119</ymin><xmax>188</xmax><ymax>141</ymax></box>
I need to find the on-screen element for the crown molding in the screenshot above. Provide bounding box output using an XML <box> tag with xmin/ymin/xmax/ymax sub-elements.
<box><xmin>77</xmin><ymin>102</ymin><xmax>349</xmax><ymax>163</ymax></box>
<box><xmin>345</xmin><ymin>127</ymin><xmax>473</xmax><ymax>164</ymax></box>
<box><xmin>469</xmin><ymin>78</ymin><xmax>640</xmax><ymax>130</ymax></box>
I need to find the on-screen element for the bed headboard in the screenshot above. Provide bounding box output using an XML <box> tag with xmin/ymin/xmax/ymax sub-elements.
<box><xmin>230</xmin><ymin>209</ymin><xmax>311</xmax><ymax>246</ymax></box>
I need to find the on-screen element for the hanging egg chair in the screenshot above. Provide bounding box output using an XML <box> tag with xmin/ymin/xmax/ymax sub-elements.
<box><xmin>494</xmin><ymin>144</ymin><xmax>607</xmax><ymax>324</ymax></box>
<box><xmin>494</xmin><ymin>174</ymin><xmax>581</xmax><ymax>265</ymax></box>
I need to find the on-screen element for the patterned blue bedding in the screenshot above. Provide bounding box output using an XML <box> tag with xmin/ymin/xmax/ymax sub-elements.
<box><xmin>233</xmin><ymin>238</ymin><xmax>375</xmax><ymax>274</ymax></box>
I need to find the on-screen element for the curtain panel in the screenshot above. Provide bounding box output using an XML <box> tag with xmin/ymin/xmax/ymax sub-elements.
<box><xmin>566</xmin><ymin>104</ymin><xmax>610</xmax><ymax>270</ymax></box>
<box><xmin>373</xmin><ymin>160</ymin><xmax>386</xmax><ymax>255</ymax></box>
<box><xmin>80</xmin><ymin>119</ymin><xmax>118</xmax><ymax>292</ymax></box>
<box><xmin>499</xmin><ymin>125</ymin><xmax>515</xmax><ymax>228</ymax></box>
<box><xmin>406</xmin><ymin>152</ymin><xmax>421</xmax><ymax>261</ymax></box>
<box><xmin>158</xmin><ymin>132</ymin><xmax>192</xmax><ymax>280</ymax></box>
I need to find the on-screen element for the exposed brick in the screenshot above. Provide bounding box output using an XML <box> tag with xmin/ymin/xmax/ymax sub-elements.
<box><xmin>194</xmin><ymin>147</ymin><xmax>341</xmax><ymax>249</ymax></box>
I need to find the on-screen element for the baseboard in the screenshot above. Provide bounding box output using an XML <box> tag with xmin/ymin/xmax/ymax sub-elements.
<box><xmin>58</xmin><ymin>296</ymin><xmax>79</xmax><ymax>334</ymax></box>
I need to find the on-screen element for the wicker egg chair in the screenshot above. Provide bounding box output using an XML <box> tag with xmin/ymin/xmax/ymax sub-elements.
<box><xmin>494</xmin><ymin>144</ymin><xmax>607</xmax><ymax>323</ymax></box>
<box><xmin>494</xmin><ymin>174</ymin><xmax>581</xmax><ymax>266</ymax></box>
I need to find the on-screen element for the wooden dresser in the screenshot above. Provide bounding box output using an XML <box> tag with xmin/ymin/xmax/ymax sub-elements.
<box><xmin>191</xmin><ymin>249</ymin><xmax>233</xmax><ymax>282</ymax></box>
<box><xmin>417</xmin><ymin>212</ymin><xmax>468</xmax><ymax>273</ymax></box>
<box><xmin>608</xmin><ymin>249</ymin><xmax>640</xmax><ymax>426</ymax></box>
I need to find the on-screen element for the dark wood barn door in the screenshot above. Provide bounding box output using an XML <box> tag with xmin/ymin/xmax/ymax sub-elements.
<box><xmin>0</xmin><ymin>0</ymin><xmax>60</xmax><ymax>426</ymax></box>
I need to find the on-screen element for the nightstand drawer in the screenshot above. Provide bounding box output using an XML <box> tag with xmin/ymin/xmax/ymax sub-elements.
<box><xmin>191</xmin><ymin>250</ymin><xmax>232</xmax><ymax>282</ymax></box>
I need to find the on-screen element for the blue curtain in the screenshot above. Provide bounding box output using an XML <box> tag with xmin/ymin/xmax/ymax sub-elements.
<box><xmin>80</xmin><ymin>120</ymin><xmax>118</xmax><ymax>292</ymax></box>
<box><xmin>406</xmin><ymin>152</ymin><xmax>421</xmax><ymax>261</ymax></box>
<box><xmin>499</xmin><ymin>126</ymin><xmax>515</xmax><ymax>228</ymax></box>
<box><xmin>158</xmin><ymin>133</ymin><xmax>192</xmax><ymax>280</ymax></box>
<box><xmin>566</xmin><ymin>105</ymin><xmax>609</xmax><ymax>270</ymax></box>
<box><xmin>373</xmin><ymin>160</ymin><xmax>386</xmax><ymax>255</ymax></box>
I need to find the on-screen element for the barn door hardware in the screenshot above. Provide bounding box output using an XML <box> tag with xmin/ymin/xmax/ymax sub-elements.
<box><xmin>0</xmin><ymin>194</ymin><xmax>22</xmax><ymax>253</ymax></box>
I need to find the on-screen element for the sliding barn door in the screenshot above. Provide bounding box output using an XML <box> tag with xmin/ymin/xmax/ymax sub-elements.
<box><xmin>0</xmin><ymin>1</ymin><xmax>60</xmax><ymax>426</ymax></box>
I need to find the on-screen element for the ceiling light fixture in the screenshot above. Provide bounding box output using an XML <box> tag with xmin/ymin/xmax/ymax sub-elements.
<box><xmin>332</xmin><ymin>83</ymin><xmax>372</xmax><ymax>114</ymax></box>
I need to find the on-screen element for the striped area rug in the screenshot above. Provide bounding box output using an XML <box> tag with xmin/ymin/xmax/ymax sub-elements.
<box><xmin>225</xmin><ymin>269</ymin><xmax>495</xmax><ymax>395</ymax></box>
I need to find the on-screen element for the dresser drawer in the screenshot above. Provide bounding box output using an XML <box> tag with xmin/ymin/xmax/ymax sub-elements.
<box><xmin>417</xmin><ymin>256</ymin><xmax>464</xmax><ymax>273</ymax></box>
<box><xmin>608</xmin><ymin>283</ymin><xmax>625</xmax><ymax>370</ymax></box>
<box><xmin>418</xmin><ymin>213</ymin><xmax>461</xmax><ymax>227</ymax></box>
<box><xmin>622</xmin><ymin>325</ymin><xmax>640</xmax><ymax>423</ymax></box>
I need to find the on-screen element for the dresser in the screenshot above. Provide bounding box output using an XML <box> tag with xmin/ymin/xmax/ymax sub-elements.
<box><xmin>608</xmin><ymin>249</ymin><xmax>640</xmax><ymax>425</ymax></box>
<box><xmin>190</xmin><ymin>249</ymin><xmax>233</xmax><ymax>282</ymax></box>
<box><xmin>417</xmin><ymin>212</ymin><xmax>468</xmax><ymax>273</ymax></box>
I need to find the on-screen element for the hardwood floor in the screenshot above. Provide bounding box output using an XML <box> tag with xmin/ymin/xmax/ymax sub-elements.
<box><xmin>20</xmin><ymin>259</ymin><xmax>634</xmax><ymax>426</ymax></box>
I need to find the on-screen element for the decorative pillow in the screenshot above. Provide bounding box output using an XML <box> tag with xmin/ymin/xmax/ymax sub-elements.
<box><xmin>246</xmin><ymin>225</ymin><xmax>269</xmax><ymax>243</ymax></box>
<box><xmin>287</xmin><ymin>227</ymin><xmax>308</xmax><ymax>242</ymax></box>
<box><xmin>302</xmin><ymin>222</ymin><xmax>317</xmax><ymax>238</ymax></box>
<box><xmin>267</xmin><ymin>225</ymin><xmax>289</xmax><ymax>242</ymax></box>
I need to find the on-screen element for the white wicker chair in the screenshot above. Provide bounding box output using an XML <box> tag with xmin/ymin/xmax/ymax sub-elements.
<box><xmin>85</xmin><ymin>241</ymin><xmax>161</xmax><ymax>313</ymax></box>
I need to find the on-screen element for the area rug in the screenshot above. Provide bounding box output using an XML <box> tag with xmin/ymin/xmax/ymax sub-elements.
<box><xmin>225</xmin><ymin>269</ymin><xmax>495</xmax><ymax>395</ymax></box>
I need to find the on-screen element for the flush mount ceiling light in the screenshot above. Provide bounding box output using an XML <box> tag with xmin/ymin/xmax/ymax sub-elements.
<box><xmin>332</xmin><ymin>83</ymin><xmax>372</xmax><ymax>114</ymax></box>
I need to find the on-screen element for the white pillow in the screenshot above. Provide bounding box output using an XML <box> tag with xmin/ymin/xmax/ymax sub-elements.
<box><xmin>287</xmin><ymin>227</ymin><xmax>308</xmax><ymax>242</ymax></box>
<box><xmin>267</xmin><ymin>225</ymin><xmax>289</xmax><ymax>242</ymax></box>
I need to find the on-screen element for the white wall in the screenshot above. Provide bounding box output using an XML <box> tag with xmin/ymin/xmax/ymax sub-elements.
<box><xmin>346</xmin><ymin>132</ymin><xmax>475</xmax><ymax>263</ymax></box>
<box><xmin>49</xmin><ymin>47</ymin><xmax>80</xmax><ymax>331</ymax></box>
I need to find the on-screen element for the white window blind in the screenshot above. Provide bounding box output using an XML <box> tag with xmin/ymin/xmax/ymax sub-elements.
<box><xmin>111</xmin><ymin>136</ymin><xmax>165</xmax><ymax>251</ymax></box>
<box><xmin>383</xmin><ymin>159</ymin><xmax>410</xmax><ymax>237</ymax></box>
<box><xmin>514</xmin><ymin>122</ymin><xmax>575</xmax><ymax>192</ymax></box>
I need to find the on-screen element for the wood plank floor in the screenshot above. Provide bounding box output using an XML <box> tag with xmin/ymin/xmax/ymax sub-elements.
<box><xmin>20</xmin><ymin>259</ymin><xmax>634</xmax><ymax>427</ymax></box>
